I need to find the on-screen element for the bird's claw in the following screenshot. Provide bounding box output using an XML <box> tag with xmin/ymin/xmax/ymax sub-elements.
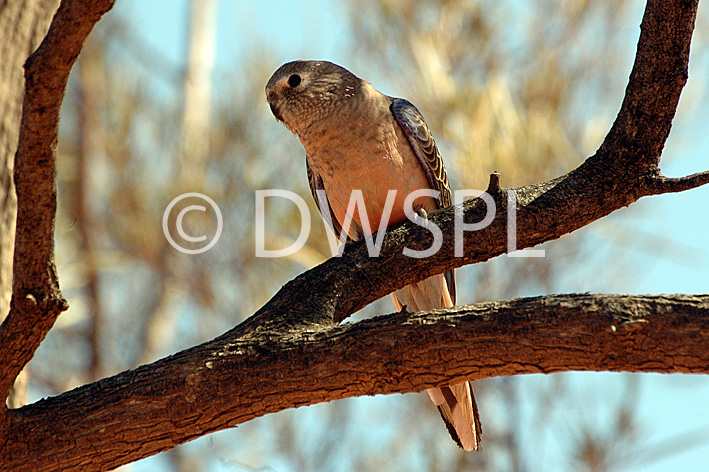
<box><xmin>414</xmin><ymin>206</ymin><xmax>429</xmax><ymax>220</ymax></box>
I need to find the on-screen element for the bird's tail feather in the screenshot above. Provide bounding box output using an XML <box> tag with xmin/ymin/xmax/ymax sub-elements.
<box><xmin>428</xmin><ymin>382</ymin><xmax>482</xmax><ymax>451</ymax></box>
<box><xmin>391</xmin><ymin>274</ymin><xmax>482</xmax><ymax>451</ymax></box>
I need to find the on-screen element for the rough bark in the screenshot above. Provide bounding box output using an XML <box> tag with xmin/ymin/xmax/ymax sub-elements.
<box><xmin>0</xmin><ymin>0</ymin><xmax>115</xmax><ymax>403</ymax></box>
<box><xmin>3</xmin><ymin>294</ymin><xmax>708</xmax><ymax>472</ymax></box>
<box><xmin>0</xmin><ymin>0</ymin><xmax>61</xmax><ymax>407</ymax></box>
<box><xmin>0</xmin><ymin>0</ymin><xmax>707</xmax><ymax>471</ymax></box>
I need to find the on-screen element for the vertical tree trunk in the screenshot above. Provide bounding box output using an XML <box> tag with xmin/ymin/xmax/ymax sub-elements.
<box><xmin>0</xmin><ymin>0</ymin><xmax>60</xmax><ymax>408</ymax></box>
<box><xmin>179</xmin><ymin>0</ymin><xmax>216</xmax><ymax>182</ymax></box>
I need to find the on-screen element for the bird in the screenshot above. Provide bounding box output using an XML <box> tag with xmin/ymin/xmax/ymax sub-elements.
<box><xmin>265</xmin><ymin>60</ymin><xmax>482</xmax><ymax>451</ymax></box>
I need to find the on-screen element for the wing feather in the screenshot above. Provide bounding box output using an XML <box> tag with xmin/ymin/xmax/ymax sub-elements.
<box><xmin>391</xmin><ymin>98</ymin><xmax>456</xmax><ymax>303</ymax></box>
<box><xmin>307</xmin><ymin>160</ymin><xmax>349</xmax><ymax>243</ymax></box>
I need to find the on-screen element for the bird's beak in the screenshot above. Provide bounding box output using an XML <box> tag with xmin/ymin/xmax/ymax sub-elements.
<box><xmin>266</xmin><ymin>88</ymin><xmax>284</xmax><ymax>122</ymax></box>
<box><xmin>269</xmin><ymin>101</ymin><xmax>284</xmax><ymax>122</ymax></box>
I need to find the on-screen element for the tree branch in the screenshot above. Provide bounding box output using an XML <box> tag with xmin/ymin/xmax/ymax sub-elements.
<box><xmin>0</xmin><ymin>0</ymin><xmax>707</xmax><ymax>470</ymax></box>
<box><xmin>0</xmin><ymin>0</ymin><xmax>116</xmax><ymax>401</ymax></box>
<box><xmin>299</xmin><ymin>0</ymin><xmax>704</xmax><ymax>324</ymax></box>
<box><xmin>645</xmin><ymin>169</ymin><xmax>709</xmax><ymax>194</ymax></box>
<box><xmin>3</xmin><ymin>294</ymin><xmax>708</xmax><ymax>471</ymax></box>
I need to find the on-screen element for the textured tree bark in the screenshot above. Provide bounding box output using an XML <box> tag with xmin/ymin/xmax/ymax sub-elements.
<box><xmin>0</xmin><ymin>0</ymin><xmax>116</xmax><ymax>403</ymax></box>
<box><xmin>3</xmin><ymin>294</ymin><xmax>709</xmax><ymax>472</ymax></box>
<box><xmin>0</xmin><ymin>0</ymin><xmax>708</xmax><ymax>471</ymax></box>
<box><xmin>0</xmin><ymin>0</ymin><xmax>60</xmax><ymax>408</ymax></box>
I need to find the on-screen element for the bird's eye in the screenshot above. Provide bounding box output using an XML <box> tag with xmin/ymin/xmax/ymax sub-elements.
<box><xmin>288</xmin><ymin>74</ymin><xmax>302</xmax><ymax>87</ymax></box>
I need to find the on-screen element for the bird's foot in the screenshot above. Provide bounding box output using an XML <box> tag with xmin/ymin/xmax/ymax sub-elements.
<box><xmin>414</xmin><ymin>206</ymin><xmax>429</xmax><ymax>220</ymax></box>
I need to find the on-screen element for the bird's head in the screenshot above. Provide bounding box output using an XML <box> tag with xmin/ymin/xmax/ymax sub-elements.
<box><xmin>265</xmin><ymin>60</ymin><xmax>360</xmax><ymax>136</ymax></box>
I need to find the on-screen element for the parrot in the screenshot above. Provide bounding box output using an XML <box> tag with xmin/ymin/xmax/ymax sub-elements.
<box><xmin>266</xmin><ymin>60</ymin><xmax>482</xmax><ymax>451</ymax></box>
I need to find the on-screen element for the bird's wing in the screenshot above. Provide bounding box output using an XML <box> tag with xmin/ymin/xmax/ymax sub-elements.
<box><xmin>391</xmin><ymin>98</ymin><xmax>456</xmax><ymax>303</ymax></box>
<box><xmin>307</xmin><ymin>160</ymin><xmax>349</xmax><ymax>243</ymax></box>
<box><xmin>390</xmin><ymin>98</ymin><xmax>452</xmax><ymax>208</ymax></box>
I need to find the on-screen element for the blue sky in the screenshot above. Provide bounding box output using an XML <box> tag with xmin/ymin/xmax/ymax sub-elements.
<box><xmin>106</xmin><ymin>0</ymin><xmax>708</xmax><ymax>470</ymax></box>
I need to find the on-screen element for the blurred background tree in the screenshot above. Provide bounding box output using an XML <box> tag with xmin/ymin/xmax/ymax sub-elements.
<box><xmin>23</xmin><ymin>0</ymin><xmax>708</xmax><ymax>470</ymax></box>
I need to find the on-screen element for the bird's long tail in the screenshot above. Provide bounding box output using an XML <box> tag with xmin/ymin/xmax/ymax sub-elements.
<box><xmin>427</xmin><ymin>381</ymin><xmax>482</xmax><ymax>451</ymax></box>
<box><xmin>391</xmin><ymin>274</ymin><xmax>482</xmax><ymax>451</ymax></box>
